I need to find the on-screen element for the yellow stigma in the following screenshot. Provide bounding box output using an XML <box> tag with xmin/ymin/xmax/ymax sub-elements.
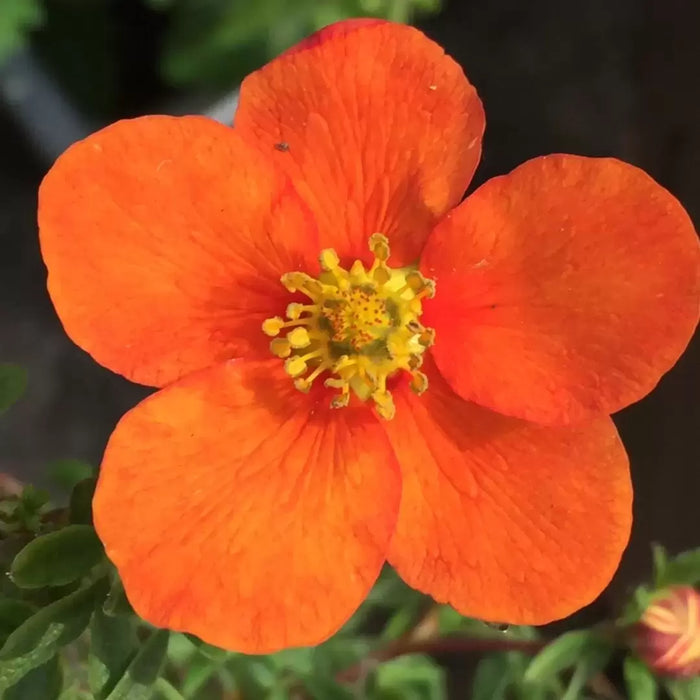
<box><xmin>262</xmin><ymin>234</ymin><xmax>435</xmax><ymax>419</ymax></box>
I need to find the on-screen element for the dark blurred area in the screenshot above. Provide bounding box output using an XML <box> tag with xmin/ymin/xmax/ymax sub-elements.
<box><xmin>0</xmin><ymin>0</ymin><xmax>697</xmax><ymax>662</ymax></box>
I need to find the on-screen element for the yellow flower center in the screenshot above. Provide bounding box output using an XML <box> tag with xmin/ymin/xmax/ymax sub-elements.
<box><xmin>262</xmin><ymin>234</ymin><xmax>435</xmax><ymax>419</ymax></box>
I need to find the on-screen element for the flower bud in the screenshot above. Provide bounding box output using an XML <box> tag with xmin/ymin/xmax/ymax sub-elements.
<box><xmin>632</xmin><ymin>585</ymin><xmax>700</xmax><ymax>678</ymax></box>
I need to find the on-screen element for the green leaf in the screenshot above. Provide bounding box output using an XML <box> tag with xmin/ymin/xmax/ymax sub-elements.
<box><xmin>381</xmin><ymin>599</ymin><xmax>429</xmax><ymax>641</ymax></box>
<box><xmin>184</xmin><ymin>634</ymin><xmax>229</xmax><ymax>662</ymax></box>
<box><xmin>312</xmin><ymin>637</ymin><xmax>373</xmax><ymax>676</ymax></box>
<box><xmin>0</xmin><ymin>364</ymin><xmax>27</xmax><ymax>416</ymax></box>
<box><xmin>472</xmin><ymin>654</ymin><xmax>511</xmax><ymax>700</ymax></box>
<box><xmin>665</xmin><ymin>677</ymin><xmax>700</xmax><ymax>700</ymax></box>
<box><xmin>48</xmin><ymin>460</ymin><xmax>94</xmax><ymax>493</ymax></box>
<box><xmin>11</xmin><ymin>525</ymin><xmax>105</xmax><ymax>589</ymax></box>
<box><xmin>652</xmin><ymin>544</ymin><xmax>668</xmax><ymax>586</ymax></box>
<box><xmin>620</xmin><ymin>584</ymin><xmax>656</xmax><ymax>625</ymax></box>
<box><xmin>524</xmin><ymin>630</ymin><xmax>597</xmax><ymax>684</ymax></box>
<box><xmin>561</xmin><ymin>641</ymin><xmax>613</xmax><ymax>700</ymax></box>
<box><xmin>623</xmin><ymin>656</ymin><xmax>657</xmax><ymax>700</ymax></box>
<box><xmin>0</xmin><ymin>580</ymin><xmax>105</xmax><ymax>690</ymax></box>
<box><xmin>371</xmin><ymin>654</ymin><xmax>446</xmax><ymax>699</ymax></box>
<box><xmin>0</xmin><ymin>600</ymin><xmax>36</xmax><ymax>646</ymax></box>
<box><xmin>4</xmin><ymin>654</ymin><xmax>63</xmax><ymax>700</ymax></box>
<box><xmin>657</xmin><ymin>547</ymin><xmax>700</xmax><ymax>588</ymax></box>
<box><xmin>104</xmin><ymin>629</ymin><xmax>169</xmax><ymax>700</ymax></box>
<box><xmin>302</xmin><ymin>675</ymin><xmax>355</xmax><ymax>700</ymax></box>
<box><xmin>228</xmin><ymin>655</ymin><xmax>276</xmax><ymax>697</ymax></box>
<box><xmin>69</xmin><ymin>478</ymin><xmax>97</xmax><ymax>526</ymax></box>
<box><xmin>153</xmin><ymin>678</ymin><xmax>186</xmax><ymax>700</ymax></box>
<box><xmin>102</xmin><ymin>575</ymin><xmax>134</xmax><ymax>618</ymax></box>
<box><xmin>88</xmin><ymin>608</ymin><xmax>139</xmax><ymax>699</ymax></box>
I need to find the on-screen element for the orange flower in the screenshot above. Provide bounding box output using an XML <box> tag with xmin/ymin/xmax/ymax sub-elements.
<box><xmin>38</xmin><ymin>20</ymin><xmax>699</xmax><ymax>653</ymax></box>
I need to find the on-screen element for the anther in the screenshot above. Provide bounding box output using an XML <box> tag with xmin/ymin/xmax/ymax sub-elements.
<box><xmin>419</xmin><ymin>328</ymin><xmax>436</xmax><ymax>347</ymax></box>
<box><xmin>319</xmin><ymin>248</ymin><xmax>340</xmax><ymax>271</ymax></box>
<box><xmin>281</xmin><ymin>272</ymin><xmax>323</xmax><ymax>299</ymax></box>
<box><xmin>410</xmin><ymin>371</ymin><xmax>429</xmax><ymax>395</ymax></box>
<box><xmin>287</xmin><ymin>327</ymin><xmax>311</xmax><ymax>349</ymax></box>
<box><xmin>373</xmin><ymin>266</ymin><xmax>391</xmax><ymax>285</ymax></box>
<box><xmin>284</xmin><ymin>356</ymin><xmax>307</xmax><ymax>377</ymax></box>
<box><xmin>265</xmin><ymin>233</ymin><xmax>436</xmax><ymax>420</ymax></box>
<box><xmin>286</xmin><ymin>303</ymin><xmax>309</xmax><ymax>320</ymax></box>
<box><xmin>269</xmin><ymin>338</ymin><xmax>291</xmax><ymax>358</ymax></box>
<box><xmin>369</xmin><ymin>233</ymin><xmax>390</xmax><ymax>261</ymax></box>
<box><xmin>330</xmin><ymin>387</ymin><xmax>350</xmax><ymax>409</ymax></box>
<box><xmin>262</xmin><ymin>317</ymin><xmax>285</xmax><ymax>336</ymax></box>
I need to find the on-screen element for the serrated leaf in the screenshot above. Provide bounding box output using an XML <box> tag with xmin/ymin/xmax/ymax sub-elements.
<box><xmin>0</xmin><ymin>364</ymin><xmax>27</xmax><ymax>415</ymax></box>
<box><xmin>472</xmin><ymin>654</ymin><xmax>511</xmax><ymax>700</ymax></box>
<box><xmin>104</xmin><ymin>629</ymin><xmax>169</xmax><ymax>700</ymax></box>
<box><xmin>4</xmin><ymin>654</ymin><xmax>63</xmax><ymax>700</ymax></box>
<box><xmin>657</xmin><ymin>547</ymin><xmax>700</xmax><ymax>588</ymax></box>
<box><xmin>524</xmin><ymin>630</ymin><xmax>597</xmax><ymax>684</ymax></box>
<box><xmin>69</xmin><ymin>478</ymin><xmax>97</xmax><ymax>525</ymax></box>
<box><xmin>0</xmin><ymin>580</ymin><xmax>105</xmax><ymax>690</ymax></box>
<box><xmin>88</xmin><ymin>607</ymin><xmax>139</xmax><ymax>699</ymax></box>
<box><xmin>11</xmin><ymin>525</ymin><xmax>105</xmax><ymax>589</ymax></box>
<box><xmin>623</xmin><ymin>655</ymin><xmax>657</xmax><ymax>700</ymax></box>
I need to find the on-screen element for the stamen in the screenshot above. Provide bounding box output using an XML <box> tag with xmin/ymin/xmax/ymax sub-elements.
<box><xmin>287</xmin><ymin>327</ymin><xmax>311</xmax><ymax>349</ymax></box>
<box><xmin>319</xmin><ymin>248</ymin><xmax>340</xmax><ymax>271</ymax></box>
<box><xmin>270</xmin><ymin>337</ymin><xmax>291</xmax><ymax>358</ymax></box>
<box><xmin>262</xmin><ymin>234</ymin><xmax>436</xmax><ymax>420</ymax></box>
<box><xmin>262</xmin><ymin>316</ymin><xmax>285</xmax><ymax>336</ymax></box>
<box><xmin>410</xmin><ymin>371</ymin><xmax>429</xmax><ymax>395</ymax></box>
<box><xmin>286</xmin><ymin>303</ymin><xmax>314</xmax><ymax>320</ymax></box>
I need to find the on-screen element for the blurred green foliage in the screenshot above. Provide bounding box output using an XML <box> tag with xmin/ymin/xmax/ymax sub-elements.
<box><xmin>0</xmin><ymin>0</ymin><xmax>44</xmax><ymax>65</ymax></box>
<box><xmin>1</xmin><ymin>0</ymin><xmax>442</xmax><ymax>103</ymax></box>
<box><xmin>149</xmin><ymin>0</ymin><xmax>443</xmax><ymax>89</ymax></box>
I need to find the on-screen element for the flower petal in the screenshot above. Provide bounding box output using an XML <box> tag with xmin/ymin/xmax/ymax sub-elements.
<box><xmin>422</xmin><ymin>155</ymin><xmax>700</xmax><ymax>425</ymax></box>
<box><xmin>39</xmin><ymin>115</ymin><xmax>318</xmax><ymax>387</ymax></box>
<box><xmin>385</xmin><ymin>357</ymin><xmax>631</xmax><ymax>624</ymax></box>
<box><xmin>93</xmin><ymin>359</ymin><xmax>400</xmax><ymax>652</ymax></box>
<box><xmin>235</xmin><ymin>20</ymin><xmax>484</xmax><ymax>265</ymax></box>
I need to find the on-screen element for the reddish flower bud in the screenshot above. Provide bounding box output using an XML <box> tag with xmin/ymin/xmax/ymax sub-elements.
<box><xmin>633</xmin><ymin>586</ymin><xmax>700</xmax><ymax>678</ymax></box>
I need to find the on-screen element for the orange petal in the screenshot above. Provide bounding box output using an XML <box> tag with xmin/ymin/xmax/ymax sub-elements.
<box><xmin>235</xmin><ymin>20</ymin><xmax>484</xmax><ymax>265</ymax></box>
<box><xmin>385</xmin><ymin>358</ymin><xmax>632</xmax><ymax>624</ymax></box>
<box><xmin>422</xmin><ymin>155</ymin><xmax>700</xmax><ymax>425</ymax></box>
<box><xmin>93</xmin><ymin>359</ymin><xmax>400</xmax><ymax>652</ymax></box>
<box><xmin>39</xmin><ymin>115</ymin><xmax>318</xmax><ymax>387</ymax></box>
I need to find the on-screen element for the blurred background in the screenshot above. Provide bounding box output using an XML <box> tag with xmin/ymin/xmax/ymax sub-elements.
<box><xmin>0</xmin><ymin>0</ymin><xmax>698</xmax><ymax>660</ymax></box>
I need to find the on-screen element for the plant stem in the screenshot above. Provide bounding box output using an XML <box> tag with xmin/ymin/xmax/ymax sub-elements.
<box><xmin>336</xmin><ymin>634</ymin><xmax>546</xmax><ymax>683</ymax></box>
